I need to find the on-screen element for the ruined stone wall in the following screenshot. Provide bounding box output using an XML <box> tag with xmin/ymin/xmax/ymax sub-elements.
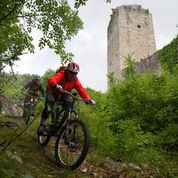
<box><xmin>135</xmin><ymin>53</ymin><xmax>163</xmax><ymax>74</ymax></box>
<box><xmin>107</xmin><ymin>5</ymin><xmax>156</xmax><ymax>82</ymax></box>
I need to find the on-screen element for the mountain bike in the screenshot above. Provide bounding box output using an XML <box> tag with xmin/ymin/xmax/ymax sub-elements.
<box><xmin>37</xmin><ymin>90</ymin><xmax>92</xmax><ymax>170</ymax></box>
<box><xmin>22</xmin><ymin>92</ymin><xmax>40</xmax><ymax>125</ymax></box>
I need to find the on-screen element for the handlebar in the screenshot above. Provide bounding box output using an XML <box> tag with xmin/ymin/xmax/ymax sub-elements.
<box><xmin>62</xmin><ymin>90</ymin><xmax>85</xmax><ymax>101</ymax></box>
<box><xmin>62</xmin><ymin>90</ymin><xmax>96</xmax><ymax>105</ymax></box>
<box><xmin>22</xmin><ymin>90</ymin><xmax>95</xmax><ymax>105</ymax></box>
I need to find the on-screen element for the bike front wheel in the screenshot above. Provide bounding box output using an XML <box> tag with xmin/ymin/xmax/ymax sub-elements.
<box><xmin>55</xmin><ymin>119</ymin><xmax>90</xmax><ymax>170</ymax></box>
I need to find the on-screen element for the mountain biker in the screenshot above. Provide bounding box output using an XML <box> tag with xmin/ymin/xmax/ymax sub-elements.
<box><xmin>37</xmin><ymin>61</ymin><xmax>95</xmax><ymax>134</ymax></box>
<box><xmin>22</xmin><ymin>78</ymin><xmax>45</xmax><ymax>117</ymax></box>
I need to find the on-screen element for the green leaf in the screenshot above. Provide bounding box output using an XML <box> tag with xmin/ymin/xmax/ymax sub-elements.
<box><xmin>6</xmin><ymin>150</ymin><xmax>23</xmax><ymax>164</ymax></box>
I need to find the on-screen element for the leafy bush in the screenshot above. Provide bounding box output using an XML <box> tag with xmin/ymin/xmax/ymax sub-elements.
<box><xmin>78</xmin><ymin>88</ymin><xmax>117</xmax><ymax>156</ymax></box>
<box><xmin>157</xmin><ymin>37</ymin><xmax>178</xmax><ymax>73</ymax></box>
<box><xmin>104</xmin><ymin>55</ymin><xmax>178</xmax><ymax>176</ymax></box>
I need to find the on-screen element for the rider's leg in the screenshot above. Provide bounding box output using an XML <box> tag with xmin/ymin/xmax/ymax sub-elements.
<box><xmin>40</xmin><ymin>105</ymin><xmax>50</xmax><ymax>125</ymax></box>
<box><xmin>60</xmin><ymin>94</ymin><xmax>73</xmax><ymax>122</ymax></box>
<box><xmin>22</xmin><ymin>95</ymin><xmax>29</xmax><ymax>117</ymax></box>
<box><xmin>63</xmin><ymin>94</ymin><xmax>73</xmax><ymax>112</ymax></box>
<box><xmin>37</xmin><ymin>88</ymin><xmax>55</xmax><ymax>134</ymax></box>
<box><xmin>40</xmin><ymin>88</ymin><xmax>55</xmax><ymax>124</ymax></box>
<box><xmin>37</xmin><ymin>106</ymin><xmax>50</xmax><ymax>135</ymax></box>
<box><xmin>31</xmin><ymin>93</ymin><xmax>39</xmax><ymax>117</ymax></box>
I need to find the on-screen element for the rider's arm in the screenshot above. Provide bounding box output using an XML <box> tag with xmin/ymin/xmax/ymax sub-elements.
<box><xmin>23</xmin><ymin>81</ymin><xmax>31</xmax><ymax>90</ymax></box>
<box><xmin>75</xmin><ymin>79</ymin><xmax>90</xmax><ymax>100</ymax></box>
<box><xmin>48</xmin><ymin>71</ymin><xmax>64</xmax><ymax>87</ymax></box>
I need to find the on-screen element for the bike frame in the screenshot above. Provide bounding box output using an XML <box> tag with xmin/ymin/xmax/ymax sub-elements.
<box><xmin>49</xmin><ymin>93</ymin><xmax>79</xmax><ymax>138</ymax></box>
<box><xmin>22</xmin><ymin>92</ymin><xmax>41</xmax><ymax>124</ymax></box>
<box><xmin>38</xmin><ymin>90</ymin><xmax>92</xmax><ymax>169</ymax></box>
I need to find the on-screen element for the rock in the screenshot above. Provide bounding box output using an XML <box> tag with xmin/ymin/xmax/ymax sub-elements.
<box><xmin>99</xmin><ymin>158</ymin><xmax>153</xmax><ymax>178</ymax></box>
<box><xmin>0</xmin><ymin>95</ymin><xmax>23</xmax><ymax>118</ymax></box>
<box><xmin>81</xmin><ymin>168</ymin><xmax>88</xmax><ymax>173</ymax></box>
<box><xmin>100</xmin><ymin>157</ymin><xmax>125</xmax><ymax>173</ymax></box>
<box><xmin>92</xmin><ymin>172</ymin><xmax>98</xmax><ymax>177</ymax></box>
<box><xmin>0</xmin><ymin>121</ymin><xmax>19</xmax><ymax>128</ymax></box>
<box><xmin>99</xmin><ymin>157</ymin><xmax>126</xmax><ymax>178</ymax></box>
<box><xmin>129</xmin><ymin>163</ymin><xmax>142</xmax><ymax>172</ymax></box>
<box><xmin>91</xmin><ymin>167</ymin><xmax>108</xmax><ymax>178</ymax></box>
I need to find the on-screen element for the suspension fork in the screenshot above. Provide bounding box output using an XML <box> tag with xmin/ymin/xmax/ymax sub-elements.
<box><xmin>64</xmin><ymin>109</ymin><xmax>72</xmax><ymax>144</ymax></box>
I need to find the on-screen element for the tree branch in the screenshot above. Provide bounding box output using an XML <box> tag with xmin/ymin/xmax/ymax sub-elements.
<box><xmin>0</xmin><ymin>2</ymin><xmax>24</xmax><ymax>24</ymax></box>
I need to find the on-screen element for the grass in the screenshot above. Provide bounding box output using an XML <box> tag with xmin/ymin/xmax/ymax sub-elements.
<box><xmin>2</xmin><ymin>115</ymin><xmax>178</xmax><ymax>178</ymax></box>
<box><xmin>0</xmin><ymin>116</ymin><xmax>102</xmax><ymax>178</ymax></box>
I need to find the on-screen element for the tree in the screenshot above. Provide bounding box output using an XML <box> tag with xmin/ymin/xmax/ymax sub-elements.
<box><xmin>0</xmin><ymin>0</ymin><xmax>85</xmax><ymax>73</ymax></box>
<box><xmin>0</xmin><ymin>0</ymin><xmax>111</xmax><ymax>69</ymax></box>
<box><xmin>0</xmin><ymin>0</ymin><xmax>85</xmax><ymax>91</ymax></box>
<box><xmin>0</xmin><ymin>0</ymin><xmax>111</xmax><ymax>91</ymax></box>
<box><xmin>0</xmin><ymin>0</ymin><xmax>34</xmax><ymax>74</ymax></box>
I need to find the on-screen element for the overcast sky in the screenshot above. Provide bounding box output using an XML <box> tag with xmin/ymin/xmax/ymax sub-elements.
<box><xmin>5</xmin><ymin>0</ymin><xmax>178</xmax><ymax>92</ymax></box>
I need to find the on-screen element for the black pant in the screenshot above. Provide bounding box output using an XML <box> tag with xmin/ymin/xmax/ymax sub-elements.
<box><xmin>41</xmin><ymin>88</ymin><xmax>73</xmax><ymax>120</ymax></box>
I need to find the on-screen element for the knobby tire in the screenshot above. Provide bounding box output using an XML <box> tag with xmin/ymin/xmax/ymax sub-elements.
<box><xmin>55</xmin><ymin>119</ymin><xmax>90</xmax><ymax>170</ymax></box>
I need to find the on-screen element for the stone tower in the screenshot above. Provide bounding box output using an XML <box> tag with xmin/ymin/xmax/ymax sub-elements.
<box><xmin>107</xmin><ymin>5</ymin><xmax>156</xmax><ymax>82</ymax></box>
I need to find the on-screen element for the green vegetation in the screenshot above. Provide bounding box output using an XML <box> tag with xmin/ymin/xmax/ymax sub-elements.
<box><xmin>0</xmin><ymin>0</ymin><xmax>111</xmax><ymax>85</ymax></box>
<box><xmin>0</xmin><ymin>0</ymin><xmax>178</xmax><ymax>174</ymax></box>
<box><xmin>157</xmin><ymin>37</ymin><xmax>178</xmax><ymax>72</ymax></box>
<box><xmin>1</xmin><ymin>37</ymin><xmax>178</xmax><ymax>177</ymax></box>
<box><xmin>0</xmin><ymin>117</ymin><xmax>81</xmax><ymax>178</ymax></box>
<box><xmin>0</xmin><ymin>0</ymin><xmax>85</xmax><ymax>73</ymax></box>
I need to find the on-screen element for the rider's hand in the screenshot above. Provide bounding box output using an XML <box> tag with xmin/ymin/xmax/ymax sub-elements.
<box><xmin>85</xmin><ymin>99</ymin><xmax>96</xmax><ymax>105</ymax></box>
<box><xmin>54</xmin><ymin>84</ymin><xmax>63</xmax><ymax>92</ymax></box>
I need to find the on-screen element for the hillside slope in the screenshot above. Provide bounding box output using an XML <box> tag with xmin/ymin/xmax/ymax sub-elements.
<box><xmin>0</xmin><ymin>117</ymin><xmax>153</xmax><ymax>178</ymax></box>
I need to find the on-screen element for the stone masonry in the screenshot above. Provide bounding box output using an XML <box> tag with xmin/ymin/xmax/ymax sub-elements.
<box><xmin>107</xmin><ymin>5</ymin><xmax>156</xmax><ymax>82</ymax></box>
<box><xmin>135</xmin><ymin>53</ymin><xmax>163</xmax><ymax>74</ymax></box>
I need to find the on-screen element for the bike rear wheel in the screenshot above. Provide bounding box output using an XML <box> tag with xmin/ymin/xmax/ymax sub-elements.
<box><xmin>24</xmin><ymin>106</ymin><xmax>32</xmax><ymax>125</ymax></box>
<box><xmin>55</xmin><ymin>119</ymin><xmax>90</xmax><ymax>169</ymax></box>
<box><xmin>37</xmin><ymin>111</ymin><xmax>55</xmax><ymax>146</ymax></box>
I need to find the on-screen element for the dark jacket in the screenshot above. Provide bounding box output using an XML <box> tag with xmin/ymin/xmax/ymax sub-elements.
<box><xmin>24</xmin><ymin>79</ymin><xmax>45</xmax><ymax>97</ymax></box>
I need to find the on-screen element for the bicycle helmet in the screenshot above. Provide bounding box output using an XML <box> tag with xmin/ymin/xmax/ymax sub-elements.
<box><xmin>67</xmin><ymin>62</ymin><xmax>80</xmax><ymax>74</ymax></box>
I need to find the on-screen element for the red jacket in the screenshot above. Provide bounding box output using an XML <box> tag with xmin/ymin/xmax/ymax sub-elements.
<box><xmin>48</xmin><ymin>70</ymin><xmax>90</xmax><ymax>100</ymax></box>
